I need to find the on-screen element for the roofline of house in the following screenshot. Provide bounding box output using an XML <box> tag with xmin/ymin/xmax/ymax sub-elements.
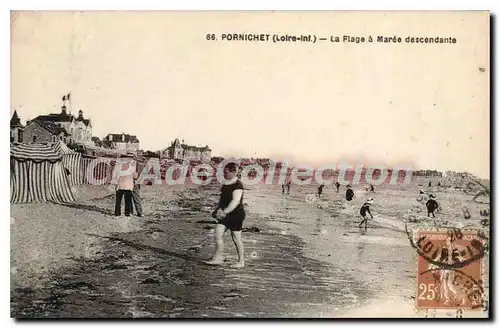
<box><xmin>29</xmin><ymin>119</ymin><xmax>69</xmax><ymax>136</ymax></box>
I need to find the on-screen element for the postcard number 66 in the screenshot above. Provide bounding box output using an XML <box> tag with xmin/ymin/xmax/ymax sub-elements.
<box><xmin>418</xmin><ymin>283</ymin><xmax>436</xmax><ymax>300</ymax></box>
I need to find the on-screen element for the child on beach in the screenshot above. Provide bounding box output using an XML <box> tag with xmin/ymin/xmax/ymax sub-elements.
<box><xmin>426</xmin><ymin>194</ymin><xmax>439</xmax><ymax>218</ymax></box>
<box><xmin>286</xmin><ymin>181</ymin><xmax>291</xmax><ymax>194</ymax></box>
<box><xmin>207</xmin><ymin>162</ymin><xmax>246</xmax><ymax>268</ymax></box>
<box><xmin>318</xmin><ymin>184</ymin><xmax>325</xmax><ymax>199</ymax></box>
<box><xmin>335</xmin><ymin>181</ymin><xmax>340</xmax><ymax>193</ymax></box>
<box><xmin>345</xmin><ymin>185</ymin><xmax>354</xmax><ymax>201</ymax></box>
<box><xmin>359</xmin><ymin>198</ymin><xmax>374</xmax><ymax>231</ymax></box>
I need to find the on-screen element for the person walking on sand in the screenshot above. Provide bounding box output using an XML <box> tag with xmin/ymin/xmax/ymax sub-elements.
<box><xmin>335</xmin><ymin>181</ymin><xmax>340</xmax><ymax>193</ymax></box>
<box><xmin>318</xmin><ymin>183</ymin><xmax>325</xmax><ymax>199</ymax></box>
<box><xmin>359</xmin><ymin>198</ymin><xmax>374</xmax><ymax>231</ymax></box>
<box><xmin>114</xmin><ymin>153</ymin><xmax>137</xmax><ymax>217</ymax></box>
<box><xmin>281</xmin><ymin>183</ymin><xmax>286</xmax><ymax>195</ymax></box>
<box><xmin>426</xmin><ymin>194</ymin><xmax>439</xmax><ymax>218</ymax></box>
<box><xmin>132</xmin><ymin>158</ymin><xmax>144</xmax><ymax>217</ymax></box>
<box><xmin>286</xmin><ymin>180</ymin><xmax>291</xmax><ymax>194</ymax></box>
<box><xmin>207</xmin><ymin>163</ymin><xmax>246</xmax><ymax>268</ymax></box>
<box><xmin>346</xmin><ymin>184</ymin><xmax>354</xmax><ymax>201</ymax></box>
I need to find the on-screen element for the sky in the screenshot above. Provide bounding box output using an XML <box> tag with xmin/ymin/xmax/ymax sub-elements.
<box><xmin>10</xmin><ymin>11</ymin><xmax>490</xmax><ymax>178</ymax></box>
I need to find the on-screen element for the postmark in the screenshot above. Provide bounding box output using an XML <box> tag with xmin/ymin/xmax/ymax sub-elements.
<box><xmin>405</xmin><ymin>226</ymin><xmax>487</xmax><ymax>310</ymax></box>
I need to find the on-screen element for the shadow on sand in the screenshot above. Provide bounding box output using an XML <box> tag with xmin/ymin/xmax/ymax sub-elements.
<box><xmin>195</xmin><ymin>220</ymin><xmax>217</xmax><ymax>224</ymax></box>
<box><xmin>54</xmin><ymin>203</ymin><xmax>115</xmax><ymax>216</ymax></box>
<box><xmin>86</xmin><ymin>233</ymin><xmax>205</xmax><ymax>264</ymax></box>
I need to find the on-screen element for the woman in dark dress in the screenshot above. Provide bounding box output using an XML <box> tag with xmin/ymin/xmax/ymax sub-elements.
<box><xmin>206</xmin><ymin>163</ymin><xmax>246</xmax><ymax>268</ymax></box>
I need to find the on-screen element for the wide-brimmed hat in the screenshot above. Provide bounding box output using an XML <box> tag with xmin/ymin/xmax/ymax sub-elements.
<box><xmin>122</xmin><ymin>152</ymin><xmax>135</xmax><ymax>158</ymax></box>
<box><xmin>346</xmin><ymin>184</ymin><xmax>352</xmax><ymax>188</ymax></box>
<box><xmin>367</xmin><ymin>197</ymin><xmax>374</xmax><ymax>204</ymax></box>
<box><xmin>429</xmin><ymin>194</ymin><xmax>436</xmax><ymax>199</ymax></box>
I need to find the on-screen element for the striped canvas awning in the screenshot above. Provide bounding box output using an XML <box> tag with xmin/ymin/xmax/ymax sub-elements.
<box><xmin>10</xmin><ymin>143</ymin><xmax>62</xmax><ymax>162</ymax></box>
<box><xmin>53</xmin><ymin>140</ymin><xmax>77</xmax><ymax>155</ymax></box>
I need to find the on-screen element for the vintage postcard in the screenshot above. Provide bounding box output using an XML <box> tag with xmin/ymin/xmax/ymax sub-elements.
<box><xmin>10</xmin><ymin>11</ymin><xmax>490</xmax><ymax>318</ymax></box>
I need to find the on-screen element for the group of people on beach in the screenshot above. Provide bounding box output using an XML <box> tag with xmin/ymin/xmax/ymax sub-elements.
<box><xmin>112</xmin><ymin>157</ymin><xmax>246</xmax><ymax>268</ymax></box>
<box><xmin>313</xmin><ymin>181</ymin><xmax>442</xmax><ymax>231</ymax></box>
<box><xmin>112</xmin><ymin>159</ymin><xmax>444</xmax><ymax>268</ymax></box>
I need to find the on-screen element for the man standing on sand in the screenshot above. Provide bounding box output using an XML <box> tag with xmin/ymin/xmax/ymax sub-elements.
<box><xmin>346</xmin><ymin>184</ymin><xmax>354</xmax><ymax>201</ymax></box>
<box><xmin>207</xmin><ymin>163</ymin><xmax>246</xmax><ymax>268</ymax></box>
<box><xmin>335</xmin><ymin>181</ymin><xmax>340</xmax><ymax>193</ymax></box>
<box><xmin>318</xmin><ymin>183</ymin><xmax>325</xmax><ymax>199</ymax></box>
<box><xmin>114</xmin><ymin>153</ymin><xmax>137</xmax><ymax>217</ymax></box>
<box><xmin>132</xmin><ymin>157</ymin><xmax>144</xmax><ymax>217</ymax></box>
<box><xmin>426</xmin><ymin>194</ymin><xmax>439</xmax><ymax>218</ymax></box>
<box><xmin>359</xmin><ymin>198</ymin><xmax>374</xmax><ymax>231</ymax></box>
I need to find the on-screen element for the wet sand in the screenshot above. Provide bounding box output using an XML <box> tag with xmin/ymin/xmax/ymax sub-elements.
<box><xmin>10</xmin><ymin>180</ymin><xmax>490</xmax><ymax>318</ymax></box>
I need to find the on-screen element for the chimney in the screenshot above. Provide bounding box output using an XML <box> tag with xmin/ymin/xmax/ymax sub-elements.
<box><xmin>122</xmin><ymin>133</ymin><xmax>125</xmax><ymax>142</ymax></box>
<box><xmin>61</xmin><ymin>105</ymin><xmax>67</xmax><ymax>115</ymax></box>
<box><xmin>78</xmin><ymin>110</ymin><xmax>83</xmax><ymax>119</ymax></box>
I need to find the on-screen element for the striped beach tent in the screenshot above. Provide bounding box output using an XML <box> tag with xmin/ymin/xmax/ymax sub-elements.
<box><xmin>53</xmin><ymin>141</ymin><xmax>83</xmax><ymax>186</ymax></box>
<box><xmin>10</xmin><ymin>143</ymin><xmax>76</xmax><ymax>203</ymax></box>
<box><xmin>81</xmin><ymin>155</ymin><xmax>117</xmax><ymax>185</ymax></box>
<box><xmin>73</xmin><ymin>143</ymin><xmax>119</xmax><ymax>185</ymax></box>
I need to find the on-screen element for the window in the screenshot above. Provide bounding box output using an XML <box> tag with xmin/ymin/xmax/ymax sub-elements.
<box><xmin>10</xmin><ymin>131</ymin><xmax>14</xmax><ymax>143</ymax></box>
<box><xmin>18</xmin><ymin>130</ymin><xmax>23</xmax><ymax>143</ymax></box>
<box><xmin>59</xmin><ymin>135</ymin><xmax>63</xmax><ymax>141</ymax></box>
<box><xmin>52</xmin><ymin>135</ymin><xmax>57</xmax><ymax>143</ymax></box>
<box><xmin>32</xmin><ymin>135</ymin><xmax>37</xmax><ymax>143</ymax></box>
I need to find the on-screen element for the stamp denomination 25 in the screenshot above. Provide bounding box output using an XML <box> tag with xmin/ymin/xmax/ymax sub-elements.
<box><xmin>410</xmin><ymin>229</ymin><xmax>486</xmax><ymax>310</ymax></box>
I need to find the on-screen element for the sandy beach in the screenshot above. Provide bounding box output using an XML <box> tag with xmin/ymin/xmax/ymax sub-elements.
<box><xmin>10</xmin><ymin>178</ymin><xmax>490</xmax><ymax>318</ymax></box>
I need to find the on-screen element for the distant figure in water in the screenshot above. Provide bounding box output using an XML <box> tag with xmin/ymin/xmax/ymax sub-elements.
<box><xmin>462</xmin><ymin>206</ymin><xmax>471</xmax><ymax>220</ymax></box>
<box><xmin>335</xmin><ymin>181</ymin><xmax>340</xmax><ymax>193</ymax></box>
<box><xmin>359</xmin><ymin>198</ymin><xmax>374</xmax><ymax>231</ymax></box>
<box><xmin>281</xmin><ymin>183</ymin><xmax>286</xmax><ymax>195</ymax></box>
<box><xmin>286</xmin><ymin>181</ymin><xmax>291</xmax><ymax>194</ymax></box>
<box><xmin>480</xmin><ymin>209</ymin><xmax>490</xmax><ymax>217</ymax></box>
<box><xmin>438</xmin><ymin>182</ymin><xmax>441</xmax><ymax>187</ymax></box>
<box><xmin>346</xmin><ymin>185</ymin><xmax>354</xmax><ymax>201</ymax></box>
<box><xmin>207</xmin><ymin>162</ymin><xmax>246</xmax><ymax>268</ymax></box>
<box><xmin>428</xmin><ymin>181</ymin><xmax>432</xmax><ymax>187</ymax></box>
<box><xmin>426</xmin><ymin>194</ymin><xmax>438</xmax><ymax>218</ymax></box>
<box><xmin>366</xmin><ymin>184</ymin><xmax>375</xmax><ymax>192</ymax></box>
<box><xmin>318</xmin><ymin>184</ymin><xmax>325</xmax><ymax>198</ymax></box>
